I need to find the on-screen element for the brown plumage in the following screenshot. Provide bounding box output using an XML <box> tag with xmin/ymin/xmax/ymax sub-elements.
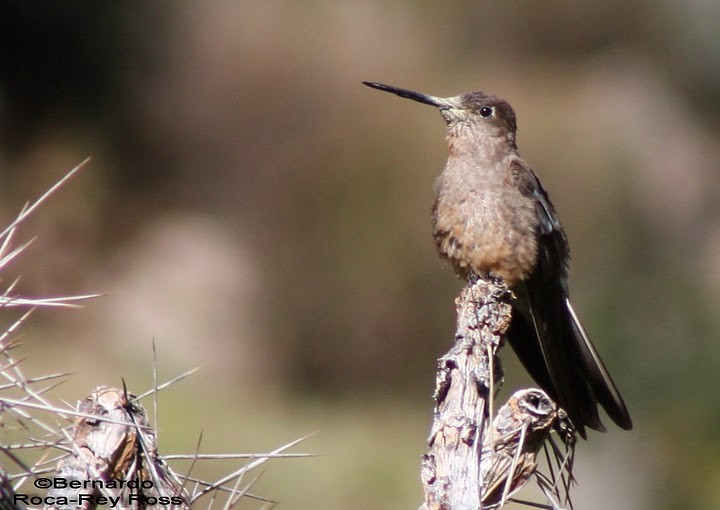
<box><xmin>363</xmin><ymin>81</ymin><xmax>632</xmax><ymax>437</ymax></box>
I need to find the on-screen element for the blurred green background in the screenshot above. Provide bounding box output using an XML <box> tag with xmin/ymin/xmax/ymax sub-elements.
<box><xmin>1</xmin><ymin>1</ymin><xmax>720</xmax><ymax>509</ymax></box>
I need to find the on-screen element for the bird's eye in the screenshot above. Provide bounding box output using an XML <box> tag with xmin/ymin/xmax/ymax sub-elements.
<box><xmin>479</xmin><ymin>106</ymin><xmax>494</xmax><ymax>118</ymax></box>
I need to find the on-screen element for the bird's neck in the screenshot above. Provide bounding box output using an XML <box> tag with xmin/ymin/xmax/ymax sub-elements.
<box><xmin>446</xmin><ymin>135</ymin><xmax>517</xmax><ymax>167</ymax></box>
<box><xmin>446</xmin><ymin>126</ymin><xmax>517</xmax><ymax>161</ymax></box>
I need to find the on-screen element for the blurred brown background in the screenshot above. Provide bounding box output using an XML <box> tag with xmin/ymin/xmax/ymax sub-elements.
<box><xmin>1</xmin><ymin>1</ymin><xmax>720</xmax><ymax>509</ymax></box>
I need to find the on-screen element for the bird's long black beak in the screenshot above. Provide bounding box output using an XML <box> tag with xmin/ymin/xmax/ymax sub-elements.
<box><xmin>362</xmin><ymin>81</ymin><xmax>456</xmax><ymax>109</ymax></box>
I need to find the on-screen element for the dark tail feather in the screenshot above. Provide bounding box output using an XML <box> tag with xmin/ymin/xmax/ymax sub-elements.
<box><xmin>506</xmin><ymin>312</ymin><xmax>555</xmax><ymax>401</ymax></box>
<box><xmin>510</xmin><ymin>279</ymin><xmax>631</xmax><ymax>437</ymax></box>
<box><xmin>565</xmin><ymin>298</ymin><xmax>633</xmax><ymax>430</ymax></box>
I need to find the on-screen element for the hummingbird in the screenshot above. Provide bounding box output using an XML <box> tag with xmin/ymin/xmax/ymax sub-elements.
<box><xmin>363</xmin><ymin>81</ymin><xmax>632</xmax><ymax>437</ymax></box>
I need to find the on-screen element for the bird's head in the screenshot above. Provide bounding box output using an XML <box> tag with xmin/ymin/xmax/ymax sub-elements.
<box><xmin>363</xmin><ymin>81</ymin><xmax>518</xmax><ymax>149</ymax></box>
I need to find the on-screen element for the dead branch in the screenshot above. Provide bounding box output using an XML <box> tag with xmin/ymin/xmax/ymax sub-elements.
<box><xmin>46</xmin><ymin>386</ymin><xmax>188</xmax><ymax>510</ymax></box>
<box><xmin>419</xmin><ymin>277</ymin><xmax>574</xmax><ymax>510</ymax></box>
<box><xmin>420</xmin><ymin>278</ymin><xmax>512</xmax><ymax>510</ymax></box>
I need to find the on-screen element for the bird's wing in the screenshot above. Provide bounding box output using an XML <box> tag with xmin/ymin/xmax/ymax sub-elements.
<box><xmin>508</xmin><ymin>159</ymin><xmax>631</xmax><ymax>434</ymax></box>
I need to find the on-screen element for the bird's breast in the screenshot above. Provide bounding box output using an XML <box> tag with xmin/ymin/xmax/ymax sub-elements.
<box><xmin>432</xmin><ymin>172</ymin><xmax>539</xmax><ymax>285</ymax></box>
